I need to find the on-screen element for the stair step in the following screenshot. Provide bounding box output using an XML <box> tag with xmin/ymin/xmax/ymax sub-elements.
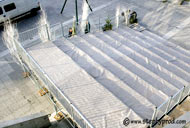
<box><xmin>115</xmin><ymin>28</ymin><xmax>190</xmax><ymax>82</ymax></box>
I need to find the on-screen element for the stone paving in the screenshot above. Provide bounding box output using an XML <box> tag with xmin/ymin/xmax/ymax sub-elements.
<box><xmin>0</xmin><ymin>54</ymin><xmax>54</xmax><ymax>123</ymax></box>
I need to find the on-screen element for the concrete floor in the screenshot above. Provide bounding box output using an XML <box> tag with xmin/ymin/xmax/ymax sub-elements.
<box><xmin>0</xmin><ymin>54</ymin><xmax>54</xmax><ymax>122</ymax></box>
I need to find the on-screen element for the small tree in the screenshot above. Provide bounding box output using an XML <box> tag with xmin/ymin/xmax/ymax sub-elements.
<box><xmin>102</xmin><ymin>18</ymin><xmax>113</xmax><ymax>31</ymax></box>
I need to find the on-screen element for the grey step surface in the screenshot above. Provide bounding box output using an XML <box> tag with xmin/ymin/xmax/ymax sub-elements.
<box><xmin>124</xmin><ymin>27</ymin><xmax>190</xmax><ymax>73</ymax></box>
<box><xmin>26</xmin><ymin>25</ymin><xmax>190</xmax><ymax>128</ymax></box>
<box><xmin>27</xmin><ymin>42</ymin><xmax>145</xmax><ymax>128</ymax></box>
<box><xmin>106</xmin><ymin>29</ymin><xmax>188</xmax><ymax>88</ymax></box>
<box><xmin>81</xmin><ymin>33</ymin><xmax>168</xmax><ymax>105</ymax></box>
<box><xmin>97</xmin><ymin>30</ymin><xmax>186</xmax><ymax>89</ymax></box>
<box><xmin>115</xmin><ymin>27</ymin><xmax>190</xmax><ymax>82</ymax></box>
<box><xmin>65</xmin><ymin>36</ymin><xmax>154</xmax><ymax>118</ymax></box>
<box><xmin>96</xmin><ymin>30</ymin><xmax>180</xmax><ymax>94</ymax></box>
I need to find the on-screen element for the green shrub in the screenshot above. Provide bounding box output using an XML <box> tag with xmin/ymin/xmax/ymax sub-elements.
<box><xmin>162</xmin><ymin>0</ymin><xmax>167</xmax><ymax>3</ymax></box>
<box><xmin>102</xmin><ymin>18</ymin><xmax>113</xmax><ymax>31</ymax></box>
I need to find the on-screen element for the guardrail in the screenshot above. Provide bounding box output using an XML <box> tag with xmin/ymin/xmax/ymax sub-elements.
<box><xmin>13</xmin><ymin>37</ymin><xmax>94</xmax><ymax>128</ymax></box>
<box><xmin>151</xmin><ymin>85</ymin><xmax>190</xmax><ymax>127</ymax></box>
<box><xmin>18</xmin><ymin>16</ymin><xmax>120</xmax><ymax>44</ymax></box>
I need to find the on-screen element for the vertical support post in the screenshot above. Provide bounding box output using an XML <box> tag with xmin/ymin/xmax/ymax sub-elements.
<box><xmin>99</xmin><ymin>16</ymin><xmax>100</xmax><ymax>31</ymax></box>
<box><xmin>61</xmin><ymin>23</ymin><xmax>64</xmax><ymax>37</ymax></box>
<box><xmin>75</xmin><ymin>0</ymin><xmax>79</xmax><ymax>25</ymax></box>
<box><xmin>15</xmin><ymin>42</ymin><xmax>28</xmax><ymax>78</ymax></box>
<box><xmin>116</xmin><ymin>14</ymin><xmax>120</xmax><ymax>29</ymax></box>
<box><xmin>118</xmin><ymin>15</ymin><xmax>120</xmax><ymax>28</ymax></box>
<box><xmin>178</xmin><ymin>86</ymin><xmax>185</xmax><ymax>104</ymax></box>
<box><xmin>54</xmin><ymin>104</ymin><xmax>58</xmax><ymax>114</ymax></box>
<box><xmin>104</xmin><ymin>115</ymin><xmax>107</xmax><ymax>128</ymax></box>
<box><xmin>150</xmin><ymin>107</ymin><xmax>157</xmax><ymax>128</ymax></box>
<box><xmin>45</xmin><ymin>24</ymin><xmax>50</xmax><ymax>41</ymax></box>
<box><xmin>71</xmin><ymin>105</ymin><xmax>75</xmax><ymax>128</ymax></box>
<box><xmin>188</xmin><ymin>85</ymin><xmax>190</xmax><ymax>96</ymax></box>
<box><xmin>165</xmin><ymin>96</ymin><xmax>172</xmax><ymax>115</ymax></box>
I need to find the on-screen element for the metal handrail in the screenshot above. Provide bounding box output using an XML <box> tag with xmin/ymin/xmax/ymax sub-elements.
<box><xmin>15</xmin><ymin>39</ymin><xmax>94</xmax><ymax>128</ymax></box>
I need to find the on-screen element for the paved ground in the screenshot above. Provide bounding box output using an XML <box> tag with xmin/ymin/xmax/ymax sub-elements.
<box><xmin>0</xmin><ymin>0</ymin><xmax>119</xmax><ymax>52</ymax></box>
<box><xmin>0</xmin><ymin>0</ymin><xmax>189</xmax><ymax>53</ymax></box>
<box><xmin>123</xmin><ymin>0</ymin><xmax>190</xmax><ymax>50</ymax></box>
<box><xmin>0</xmin><ymin>54</ymin><xmax>54</xmax><ymax>122</ymax></box>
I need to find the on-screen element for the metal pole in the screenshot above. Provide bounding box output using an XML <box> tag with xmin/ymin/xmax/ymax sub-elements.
<box><xmin>188</xmin><ymin>85</ymin><xmax>190</xmax><ymax>96</ymax></box>
<box><xmin>61</xmin><ymin>23</ymin><xmax>64</xmax><ymax>37</ymax></box>
<box><xmin>75</xmin><ymin>0</ymin><xmax>79</xmax><ymax>25</ymax></box>
<box><xmin>71</xmin><ymin>105</ymin><xmax>75</xmax><ymax>128</ymax></box>
<box><xmin>60</xmin><ymin>0</ymin><xmax>68</xmax><ymax>14</ymax></box>
<box><xmin>150</xmin><ymin>106</ymin><xmax>157</xmax><ymax>128</ymax></box>
<box><xmin>45</xmin><ymin>24</ymin><xmax>50</xmax><ymax>41</ymax></box>
<box><xmin>165</xmin><ymin>96</ymin><xmax>172</xmax><ymax>115</ymax></box>
<box><xmin>118</xmin><ymin>15</ymin><xmax>120</xmax><ymax>28</ymax></box>
<box><xmin>85</xmin><ymin>0</ymin><xmax>93</xmax><ymax>12</ymax></box>
<box><xmin>99</xmin><ymin>16</ymin><xmax>100</xmax><ymax>31</ymax></box>
<box><xmin>54</xmin><ymin>104</ymin><xmax>58</xmax><ymax>114</ymax></box>
<box><xmin>178</xmin><ymin>86</ymin><xmax>185</xmax><ymax>104</ymax></box>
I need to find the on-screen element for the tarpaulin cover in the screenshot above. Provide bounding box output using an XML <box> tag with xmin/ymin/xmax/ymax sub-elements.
<box><xmin>27</xmin><ymin>27</ymin><xmax>190</xmax><ymax>128</ymax></box>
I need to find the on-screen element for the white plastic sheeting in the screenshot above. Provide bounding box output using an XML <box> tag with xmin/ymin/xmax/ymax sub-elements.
<box><xmin>27</xmin><ymin>26</ymin><xmax>190</xmax><ymax>128</ymax></box>
<box><xmin>28</xmin><ymin>43</ymin><xmax>146</xmax><ymax>128</ymax></box>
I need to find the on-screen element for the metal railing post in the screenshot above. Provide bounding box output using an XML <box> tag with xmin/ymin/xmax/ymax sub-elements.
<box><xmin>187</xmin><ymin>85</ymin><xmax>190</xmax><ymax>96</ymax></box>
<box><xmin>116</xmin><ymin>15</ymin><xmax>119</xmax><ymax>28</ymax></box>
<box><xmin>119</xmin><ymin>15</ymin><xmax>120</xmax><ymax>28</ymax></box>
<box><xmin>150</xmin><ymin>106</ymin><xmax>157</xmax><ymax>128</ymax></box>
<box><xmin>45</xmin><ymin>24</ymin><xmax>51</xmax><ymax>41</ymax></box>
<box><xmin>54</xmin><ymin>104</ymin><xmax>58</xmax><ymax>114</ymax></box>
<box><xmin>165</xmin><ymin>96</ymin><xmax>172</xmax><ymax>115</ymax></box>
<box><xmin>178</xmin><ymin>86</ymin><xmax>185</xmax><ymax>104</ymax></box>
<box><xmin>61</xmin><ymin>22</ymin><xmax>64</xmax><ymax>37</ymax></box>
<box><xmin>99</xmin><ymin>16</ymin><xmax>100</xmax><ymax>31</ymax></box>
<box><xmin>71</xmin><ymin>105</ymin><xmax>75</xmax><ymax>128</ymax></box>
